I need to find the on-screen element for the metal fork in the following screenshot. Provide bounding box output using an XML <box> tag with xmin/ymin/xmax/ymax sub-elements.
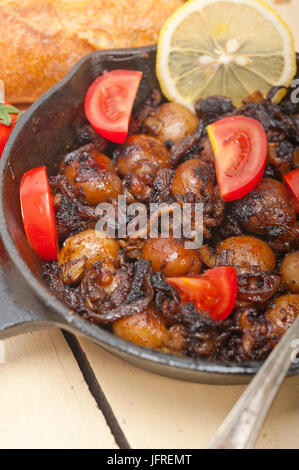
<box><xmin>208</xmin><ymin>314</ymin><xmax>299</xmax><ymax>449</ymax></box>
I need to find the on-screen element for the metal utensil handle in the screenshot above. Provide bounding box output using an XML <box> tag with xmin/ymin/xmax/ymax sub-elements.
<box><xmin>208</xmin><ymin>314</ymin><xmax>299</xmax><ymax>449</ymax></box>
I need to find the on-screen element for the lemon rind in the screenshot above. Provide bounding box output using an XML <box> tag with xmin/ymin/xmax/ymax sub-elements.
<box><xmin>156</xmin><ymin>0</ymin><xmax>296</xmax><ymax>110</ymax></box>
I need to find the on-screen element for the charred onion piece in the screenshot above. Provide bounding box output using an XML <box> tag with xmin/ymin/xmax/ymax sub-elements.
<box><xmin>169</xmin><ymin>124</ymin><xmax>204</xmax><ymax>168</ymax></box>
<box><xmin>237</xmin><ymin>272</ymin><xmax>280</xmax><ymax>306</ymax></box>
<box><xmin>60</xmin><ymin>257</ymin><xmax>87</xmax><ymax>285</ymax></box>
<box><xmin>128</xmin><ymin>89</ymin><xmax>162</xmax><ymax>135</ymax></box>
<box><xmin>84</xmin><ymin>259</ymin><xmax>154</xmax><ymax>323</ymax></box>
<box><xmin>195</xmin><ymin>95</ymin><xmax>235</xmax><ymax>122</ymax></box>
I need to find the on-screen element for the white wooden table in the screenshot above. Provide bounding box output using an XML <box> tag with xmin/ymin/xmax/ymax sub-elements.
<box><xmin>0</xmin><ymin>0</ymin><xmax>299</xmax><ymax>449</ymax></box>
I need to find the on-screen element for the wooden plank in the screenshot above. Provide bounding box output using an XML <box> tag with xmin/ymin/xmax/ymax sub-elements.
<box><xmin>0</xmin><ymin>329</ymin><xmax>118</xmax><ymax>449</ymax></box>
<box><xmin>62</xmin><ymin>331</ymin><xmax>130</xmax><ymax>449</ymax></box>
<box><xmin>78</xmin><ymin>337</ymin><xmax>299</xmax><ymax>449</ymax></box>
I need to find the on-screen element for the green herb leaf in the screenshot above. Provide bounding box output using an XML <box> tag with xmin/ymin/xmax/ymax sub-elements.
<box><xmin>0</xmin><ymin>103</ymin><xmax>20</xmax><ymax>127</ymax></box>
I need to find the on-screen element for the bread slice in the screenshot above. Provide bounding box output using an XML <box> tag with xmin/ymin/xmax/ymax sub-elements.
<box><xmin>0</xmin><ymin>0</ymin><xmax>184</xmax><ymax>103</ymax></box>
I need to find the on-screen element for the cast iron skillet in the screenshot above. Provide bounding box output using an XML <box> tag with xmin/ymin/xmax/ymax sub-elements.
<box><xmin>0</xmin><ymin>45</ymin><xmax>298</xmax><ymax>385</ymax></box>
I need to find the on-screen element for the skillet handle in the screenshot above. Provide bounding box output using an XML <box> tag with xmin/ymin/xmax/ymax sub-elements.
<box><xmin>0</xmin><ymin>239</ymin><xmax>63</xmax><ymax>339</ymax></box>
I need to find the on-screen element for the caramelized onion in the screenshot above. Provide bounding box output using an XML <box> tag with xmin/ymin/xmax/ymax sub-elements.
<box><xmin>237</xmin><ymin>272</ymin><xmax>280</xmax><ymax>306</ymax></box>
<box><xmin>169</xmin><ymin>124</ymin><xmax>203</xmax><ymax>168</ymax></box>
<box><xmin>60</xmin><ymin>257</ymin><xmax>86</xmax><ymax>285</ymax></box>
<box><xmin>200</xmin><ymin>244</ymin><xmax>218</xmax><ymax>268</ymax></box>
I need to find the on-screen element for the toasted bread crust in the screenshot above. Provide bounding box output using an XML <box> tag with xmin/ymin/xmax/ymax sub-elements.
<box><xmin>0</xmin><ymin>0</ymin><xmax>183</xmax><ymax>103</ymax></box>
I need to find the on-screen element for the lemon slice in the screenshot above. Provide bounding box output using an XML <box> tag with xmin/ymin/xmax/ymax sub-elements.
<box><xmin>156</xmin><ymin>0</ymin><xmax>296</xmax><ymax>109</ymax></box>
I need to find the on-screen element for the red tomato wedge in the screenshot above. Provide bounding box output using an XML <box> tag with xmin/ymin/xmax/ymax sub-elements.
<box><xmin>207</xmin><ymin>116</ymin><xmax>267</xmax><ymax>201</ymax></box>
<box><xmin>284</xmin><ymin>168</ymin><xmax>299</xmax><ymax>213</ymax></box>
<box><xmin>84</xmin><ymin>69</ymin><xmax>142</xmax><ymax>144</ymax></box>
<box><xmin>166</xmin><ymin>266</ymin><xmax>237</xmax><ymax>321</ymax></box>
<box><xmin>0</xmin><ymin>102</ymin><xmax>20</xmax><ymax>158</ymax></box>
<box><xmin>20</xmin><ymin>166</ymin><xmax>58</xmax><ymax>260</ymax></box>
